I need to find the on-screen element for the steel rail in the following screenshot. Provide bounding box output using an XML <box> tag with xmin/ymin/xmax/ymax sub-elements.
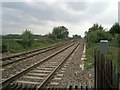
<box><xmin>1</xmin><ymin>41</ymin><xmax>71</xmax><ymax>61</ymax></box>
<box><xmin>2</xmin><ymin>45</ymin><xmax>61</xmax><ymax>67</ymax></box>
<box><xmin>1</xmin><ymin>42</ymin><xmax>75</xmax><ymax>89</ymax></box>
<box><xmin>36</xmin><ymin>43</ymin><xmax>80</xmax><ymax>89</ymax></box>
<box><xmin>2</xmin><ymin>42</ymin><xmax>72</xmax><ymax>67</ymax></box>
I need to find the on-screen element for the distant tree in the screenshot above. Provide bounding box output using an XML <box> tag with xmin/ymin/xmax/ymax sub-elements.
<box><xmin>88</xmin><ymin>23</ymin><xmax>104</xmax><ymax>33</ymax></box>
<box><xmin>86</xmin><ymin>30</ymin><xmax>111</xmax><ymax>43</ymax></box>
<box><xmin>2</xmin><ymin>34</ymin><xmax>21</xmax><ymax>39</ymax></box>
<box><xmin>85</xmin><ymin>24</ymin><xmax>112</xmax><ymax>44</ymax></box>
<box><xmin>21</xmin><ymin>29</ymin><xmax>34</xmax><ymax>48</ymax></box>
<box><xmin>109</xmin><ymin>23</ymin><xmax>120</xmax><ymax>35</ymax></box>
<box><xmin>73</xmin><ymin>34</ymin><xmax>81</xmax><ymax>39</ymax></box>
<box><xmin>33</xmin><ymin>35</ymin><xmax>42</xmax><ymax>39</ymax></box>
<box><xmin>47</xmin><ymin>33</ymin><xmax>57</xmax><ymax>40</ymax></box>
<box><xmin>52</xmin><ymin>26</ymin><xmax>69</xmax><ymax>39</ymax></box>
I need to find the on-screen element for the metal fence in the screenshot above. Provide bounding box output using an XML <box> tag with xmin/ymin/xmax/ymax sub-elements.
<box><xmin>94</xmin><ymin>50</ymin><xmax>119</xmax><ymax>89</ymax></box>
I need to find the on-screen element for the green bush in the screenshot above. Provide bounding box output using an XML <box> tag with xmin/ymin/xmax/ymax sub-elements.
<box><xmin>2</xmin><ymin>39</ymin><xmax>24</xmax><ymax>53</ymax></box>
<box><xmin>84</xmin><ymin>43</ymin><xmax>99</xmax><ymax>70</ymax></box>
<box><xmin>21</xmin><ymin>29</ymin><xmax>34</xmax><ymax>48</ymax></box>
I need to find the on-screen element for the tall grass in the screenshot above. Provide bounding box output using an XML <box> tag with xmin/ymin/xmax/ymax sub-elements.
<box><xmin>2</xmin><ymin>39</ymin><xmax>24</xmax><ymax>53</ymax></box>
<box><xmin>85</xmin><ymin>42</ymin><xmax>119</xmax><ymax>70</ymax></box>
<box><xmin>2</xmin><ymin>38</ymin><xmax>65</xmax><ymax>54</ymax></box>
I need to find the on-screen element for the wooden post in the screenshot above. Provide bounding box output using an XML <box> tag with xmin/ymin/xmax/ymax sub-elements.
<box><xmin>100</xmin><ymin>54</ymin><xmax>104</xmax><ymax>88</ymax></box>
<box><xmin>94</xmin><ymin>49</ymin><xmax>119</xmax><ymax>89</ymax></box>
<box><xmin>94</xmin><ymin>49</ymin><xmax>96</xmax><ymax>89</ymax></box>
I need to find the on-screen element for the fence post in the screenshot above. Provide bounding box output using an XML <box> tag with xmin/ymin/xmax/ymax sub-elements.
<box><xmin>100</xmin><ymin>54</ymin><xmax>104</xmax><ymax>88</ymax></box>
<box><xmin>94</xmin><ymin>49</ymin><xmax>119</xmax><ymax>89</ymax></box>
<box><xmin>94</xmin><ymin>49</ymin><xmax>96</xmax><ymax>89</ymax></box>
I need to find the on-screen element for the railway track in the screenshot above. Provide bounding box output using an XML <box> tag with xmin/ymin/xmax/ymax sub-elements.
<box><xmin>1</xmin><ymin>42</ymin><xmax>80</xmax><ymax>90</ymax></box>
<box><xmin>1</xmin><ymin>41</ymin><xmax>74</xmax><ymax>79</ymax></box>
<box><xmin>1</xmin><ymin>41</ymin><xmax>72</xmax><ymax>67</ymax></box>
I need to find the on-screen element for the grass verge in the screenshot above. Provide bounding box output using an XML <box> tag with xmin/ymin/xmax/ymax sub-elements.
<box><xmin>2</xmin><ymin>39</ymin><xmax>65</xmax><ymax>54</ymax></box>
<box><xmin>84</xmin><ymin>43</ymin><xmax>119</xmax><ymax>70</ymax></box>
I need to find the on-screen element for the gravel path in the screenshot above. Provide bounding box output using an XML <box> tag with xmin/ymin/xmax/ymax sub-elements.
<box><xmin>50</xmin><ymin>41</ymin><xmax>94</xmax><ymax>88</ymax></box>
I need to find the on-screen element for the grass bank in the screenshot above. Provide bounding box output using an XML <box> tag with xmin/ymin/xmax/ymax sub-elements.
<box><xmin>84</xmin><ymin>42</ymin><xmax>119</xmax><ymax>70</ymax></box>
<box><xmin>2</xmin><ymin>39</ymin><xmax>65</xmax><ymax>54</ymax></box>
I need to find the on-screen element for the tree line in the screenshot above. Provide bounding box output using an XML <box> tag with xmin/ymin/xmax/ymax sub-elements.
<box><xmin>2</xmin><ymin>26</ymin><xmax>81</xmax><ymax>51</ymax></box>
<box><xmin>84</xmin><ymin>22</ymin><xmax>120</xmax><ymax>71</ymax></box>
<box><xmin>85</xmin><ymin>22</ymin><xmax>120</xmax><ymax>47</ymax></box>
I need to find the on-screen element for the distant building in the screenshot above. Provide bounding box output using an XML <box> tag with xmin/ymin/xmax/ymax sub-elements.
<box><xmin>118</xmin><ymin>1</ymin><xmax>120</xmax><ymax>24</ymax></box>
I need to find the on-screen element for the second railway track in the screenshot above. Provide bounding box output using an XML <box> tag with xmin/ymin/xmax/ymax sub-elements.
<box><xmin>1</xmin><ymin>41</ymin><xmax>72</xmax><ymax>67</ymax></box>
<box><xmin>1</xmin><ymin>41</ymin><xmax>74</xmax><ymax>79</ymax></box>
<box><xmin>1</xmin><ymin>42</ymin><xmax>80</xmax><ymax>90</ymax></box>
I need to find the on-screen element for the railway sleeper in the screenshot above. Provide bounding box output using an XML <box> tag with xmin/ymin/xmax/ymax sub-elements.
<box><xmin>2</xmin><ymin>83</ymin><xmax>92</xmax><ymax>90</ymax></box>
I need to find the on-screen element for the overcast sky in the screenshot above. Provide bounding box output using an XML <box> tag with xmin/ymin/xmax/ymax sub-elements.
<box><xmin>1</xmin><ymin>0</ymin><xmax>119</xmax><ymax>37</ymax></box>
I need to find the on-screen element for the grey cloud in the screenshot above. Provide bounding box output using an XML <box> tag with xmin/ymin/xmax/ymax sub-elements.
<box><xmin>2</xmin><ymin>1</ymin><xmax>117</xmax><ymax>36</ymax></box>
<box><xmin>7</xmin><ymin>2</ymin><xmax>108</xmax><ymax>25</ymax></box>
<box><xmin>97</xmin><ymin>13</ymin><xmax>117</xmax><ymax>25</ymax></box>
<box><xmin>2</xmin><ymin>2</ymin><xmax>87</xmax><ymax>23</ymax></box>
<box><xmin>2</xmin><ymin>2</ymin><xmax>34</xmax><ymax>12</ymax></box>
<box><xmin>86</xmin><ymin>2</ymin><xmax>109</xmax><ymax>14</ymax></box>
<box><xmin>66</xmin><ymin>2</ymin><xmax>88</xmax><ymax>11</ymax></box>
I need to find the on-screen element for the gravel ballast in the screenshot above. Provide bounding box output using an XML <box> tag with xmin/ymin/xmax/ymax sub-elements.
<box><xmin>2</xmin><ymin>42</ymin><xmax>74</xmax><ymax>78</ymax></box>
<box><xmin>12</xmin><ymin>44</ymin><xmax>78</xmax><ymax>87</ymax></box>
<box><xmin>51</xmin><ymin>41</ymin><xmax>94</xmax><ymax>88</ymax></box>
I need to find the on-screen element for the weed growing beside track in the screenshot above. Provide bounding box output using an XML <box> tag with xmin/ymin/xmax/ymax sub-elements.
<box><xmin>2</xmin><ymin>39</ymin><xmax>65</xmax><ymax>54</ymax></box>
<box><xmin>84</xmin><ymin>43</ymin><xmax>119</xmax><ymax>70</ymax></box>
